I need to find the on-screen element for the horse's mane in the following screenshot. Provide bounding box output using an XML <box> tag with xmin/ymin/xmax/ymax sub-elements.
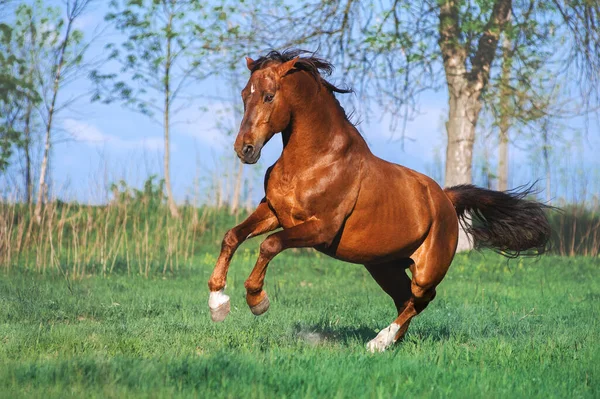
<box><xmin>249</xmin><ymin>49</ymin><xmax>353</xmax><ymax>94</ymax></box>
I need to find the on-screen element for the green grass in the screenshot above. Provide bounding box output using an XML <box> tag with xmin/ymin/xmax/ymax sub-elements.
<box><xmin>0</xmin><ymin>249</ymin><xmax>598</xmax><ymax>398</ymax></box>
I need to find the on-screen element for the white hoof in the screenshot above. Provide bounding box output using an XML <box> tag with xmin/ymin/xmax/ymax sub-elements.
<box><xmin>366</xmin><ymin>323</ymin><xmax>400</xmax><ymax>353</ymax></box>
<box><xmin>209</xmin><ymin>289</ymin><xmax>230</xmax><ymax>322</ymax></box>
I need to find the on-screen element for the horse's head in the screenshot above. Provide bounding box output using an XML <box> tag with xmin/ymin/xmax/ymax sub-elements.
<box><xmin>234</xmin><ymin>56</ymin><xmax>299</xmax><ymax>164</ymax></box>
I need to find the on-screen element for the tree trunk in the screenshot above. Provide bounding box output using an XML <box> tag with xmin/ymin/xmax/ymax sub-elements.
<box><xmin>164</xmin><ymin>101</ymin><xmax>179</xmax><ymax>218</ymax></box>
<box><xmin>245</xmin><ymin>176</ymin><xmax>254</xmax><ymax>213</ymax></box>
<box><xmin>24</xmin><ymin>17</ymin><xmax>36</xmax><ymax>205</ymax></box>
<box><xmin>216</xmin><ymin>172</ymin><xmax>223</xmax><ymax>209</ymax></box>
<box><xmin>439</xmin><ymin>0</ymin><xmax>511</xmax><ymax>251</ymax></box>
<box><xmin>444</xmin><ymin>92</ymin><xmax>480</xmax><ymax>187</ymax></box>
<box><xmin>498</xmin><ymin>130</ymin><xmax>508</xmax><ymax>191</ymax></box>
<box><xmin>229</xmin><ymin>161</ymin><xmax>243</xmax><ymax>215</ymax></box>
<box><xmin>35</xmin><ymin>121</ymin><xmax>51</xmax><ymax>223</ymax></box>
<box><xmin>542</xmin><ymin>128</ymin><xmax>551</xmax><ymax>203</ymax></box>
<box><xmin>34</xmin><ymin>19</ymin><xmax>73</xmax><ymax>224</ymax></box>
<box><xmin>23</xmin><ymin>95</ymin><xmax>33</xmax><ymax>204</ymax></box>
<box><xmin>445</xmin><ymin>87</ymin><xmax>482</xmax><ymax>252</ymax></box>
<box><xmin>163</xmin><ymin>16</ymin><xmax>179</xmax><ymax>219</ymax></box>
<box><xmin>497</xmin><ymin>27</ymin><xmax>512</xmax><ymax>192</ymax></box>
<box><xmin>440</xmin><ymin>44</ymin><xmax>479</xmax><ymax>253</ymax></box>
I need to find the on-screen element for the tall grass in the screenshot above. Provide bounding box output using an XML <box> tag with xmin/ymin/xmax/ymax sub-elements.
<box><xmin>548</xmin><ymin>200</ymin><xmax>600</xmax><ymax>257</ymax></box>
<box><xmin>1</xmin><ymin>178</ymin><xmax>598</xmax><ymax>278</ymax></box>
<box><xmin>0</xmin><ymin>177</ymin><xmax>245</xmax><ymax>277</ymax></box>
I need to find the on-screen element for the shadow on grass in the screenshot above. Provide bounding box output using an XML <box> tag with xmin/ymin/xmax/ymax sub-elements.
<box><xmin>292</xmin><ymin>323</ymin><xmax>377</xmax><ymax>346</ymax></box>
<box><xmin>293</xmin><ymin>321</ymin><xmax>456</xmax><ymax>347</ymax></box>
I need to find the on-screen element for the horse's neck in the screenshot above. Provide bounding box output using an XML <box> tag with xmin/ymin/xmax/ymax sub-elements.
<box><xmin>281</xmin><ymin>90</ymin><xmax>360</xmax><ymax>162</ymax></box>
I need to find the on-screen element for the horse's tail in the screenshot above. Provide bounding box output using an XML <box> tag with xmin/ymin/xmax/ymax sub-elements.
<box><xmin>444</xmin><ymin>184</ymin><xmax>552</xmax><ymax>257</ymax></box>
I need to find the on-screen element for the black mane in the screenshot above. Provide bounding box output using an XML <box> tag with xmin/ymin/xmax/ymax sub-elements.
<box><xmin>249</xmin><ymin>49</ymin><xmax>352</xmax><ymax>94</ymax></box>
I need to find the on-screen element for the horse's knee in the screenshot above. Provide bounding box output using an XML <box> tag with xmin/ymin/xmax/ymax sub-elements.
<box><xmin>222</xmin><ymin>228</ymin><xmax>241</xmax><ymax>251</ymax></box>
<box><xmin>259</xmin><ymin>236</ymin><xmax>282</xmax><ymax>260</ymax></box>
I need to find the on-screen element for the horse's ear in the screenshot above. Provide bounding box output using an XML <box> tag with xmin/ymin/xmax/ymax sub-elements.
<box><xmin>277</xmin><ymin>57</ymin><xmax>299</xmax><ymax>77</ymax></box>
<box><xmin>245</xmin><ymin>57</ymin><xmax>255</xmax><ymax>71</ymax></box>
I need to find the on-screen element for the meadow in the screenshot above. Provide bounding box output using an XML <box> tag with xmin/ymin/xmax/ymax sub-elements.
<box><xmin>1</xmin><ymin>247</ymin><xmax>598</xmax><ymax>398</ymax></box>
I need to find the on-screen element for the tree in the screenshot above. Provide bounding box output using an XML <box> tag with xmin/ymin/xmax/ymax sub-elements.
<box><xmin>231</xmin><ymin>0</ymin><xmax>599</xmax><ymax>179</ymax></box>
<box><xmin>33</xmin><ymin>0</ymin><xmax>93</xmax><ymax>223</ymax></box>
<box><xmin>0</xmin><ymin>12</ymin><xmax>27</xmax><ymax>174</ymax></box>
<box><xmin>483</xmin><ymin>1</ymin><xmax>558</xmax><ymax>192</ymax></box>
<box><xmin>0</xmin><ymin>2</ymin><xmax>49</xmax><ymax>201</ymax></box>
<box><xmin>92</xmin><ymin>0</ymin><xmax>232</xmax><ymax>218</ymax></box>
<box><xmin>10</xmin><ymin>2</ymin><xmax>58</xmax><ymax>203</ymax></box>
<box><xmin>228</xmin><ymin>0</ymin><xmax>600</xmax><ymax>249</ymax></box>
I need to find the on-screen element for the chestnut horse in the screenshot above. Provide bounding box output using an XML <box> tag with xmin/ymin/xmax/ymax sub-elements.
<box><xmin>208</xmin><ymin>50</ymin><xmax>551</xmax><ymax>352</ymax></box>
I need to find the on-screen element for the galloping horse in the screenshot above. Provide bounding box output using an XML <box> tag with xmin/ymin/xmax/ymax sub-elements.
<box><xmin>208</xmin><ymin>50</ymin><xmax>551</xmax><ymax>352</ymax></box>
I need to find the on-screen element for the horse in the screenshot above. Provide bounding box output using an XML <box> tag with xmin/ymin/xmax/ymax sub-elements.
<box><xmin>207</xmin><ymin>49</ymin><xmax>551</xmax><ymax>352</ymax></box>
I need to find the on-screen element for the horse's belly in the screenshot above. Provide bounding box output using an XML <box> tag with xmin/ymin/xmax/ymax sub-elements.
<box><xmin>319</xmin><ymin>216</ymin><xmax>427</xmax><ymax>264</ymax></box>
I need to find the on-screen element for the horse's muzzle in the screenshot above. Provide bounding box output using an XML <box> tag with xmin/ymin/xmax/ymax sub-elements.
<box><xmin>236</xmin><ymin>144</ymin><xmax>262</xmax><ymax>164</ymax></box>
<box><xmin>238</xmin><ymin>143</ymin><xmax>262</xmax><ymax>164</ymax></box>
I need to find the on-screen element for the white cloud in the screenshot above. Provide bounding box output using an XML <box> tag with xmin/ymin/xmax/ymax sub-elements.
<box><xmin>63</xmin><ymin>119</ymin><xmax>165</xmax><ymax>151</ymax></box>
<box><xmin>175</xmin><ymin>101</ymin><xmax>237</xmax><ymax>149</ymax></box>
<box><xmin>73</xmin><ymin>14</ymin><xmax>98</xmax><ymax>30</ymax></box>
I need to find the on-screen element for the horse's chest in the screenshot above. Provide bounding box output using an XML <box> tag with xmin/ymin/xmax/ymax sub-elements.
<box><xmin>266</xmin><ymin>174</ymin><xmax>310</xmax><ymax>228</ymax></box>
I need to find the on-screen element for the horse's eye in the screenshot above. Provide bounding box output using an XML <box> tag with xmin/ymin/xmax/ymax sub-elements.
<box><xmin>264</xmin><ymin>94</ymin><xmax>274</xmax><ymax>103</ymax></box>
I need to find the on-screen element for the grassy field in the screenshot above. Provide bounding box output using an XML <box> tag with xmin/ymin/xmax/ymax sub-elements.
<box><xmin>0</xmin><ymin>248</ymin><xmax>598</xmax><ymax>398</ymax></box>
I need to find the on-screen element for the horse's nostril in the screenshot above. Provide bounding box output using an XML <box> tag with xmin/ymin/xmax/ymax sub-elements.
<box><xmin>242</xmin><ymin>144</ymin><xmax>254</xmax><ymax>156</ymax></box>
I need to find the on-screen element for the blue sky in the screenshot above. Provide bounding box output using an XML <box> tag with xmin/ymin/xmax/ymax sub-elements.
<box><xmin>16</xmin><ymin>0</ymin><xmax>600</xmax><ymax>205</ymax></box>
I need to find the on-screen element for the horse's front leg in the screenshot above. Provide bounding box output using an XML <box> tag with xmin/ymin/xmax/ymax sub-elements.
<box><xmin>244</xmin><ymin>219</ymin><xmax>334</xmax><ymax>315</ymax></box>
<box><xmin>208</xmin><ymin>201</ymin><xmax>279</xmax><ymax>322</ymax></box>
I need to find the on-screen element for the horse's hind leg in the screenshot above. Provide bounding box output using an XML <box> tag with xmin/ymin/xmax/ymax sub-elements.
<box><xmin>364</xmin><ymin>261</ymin><xmax>413</xmax><ymax>352</ymax></box>
<box><xmin>366</xmin><ymin>234</ymin><xmax>455</xmax><ymax>352</ymax></box>
<box><xmin>365</xmin><ymin>260</ymin><xmax>412</xmax><ymax>314</ymax></box>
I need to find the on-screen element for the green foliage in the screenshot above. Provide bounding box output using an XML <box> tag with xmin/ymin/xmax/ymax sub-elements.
<box><xmin>0</xmin><ymin>252</ymin><xmax>597</xmax><ymax>397</ymax></box>
<box><xmin>110</xmin><ymin>175</ymin><xmax>167</xmax><ymax>210</ymax></box>
<box><xmin>0</xmin><ymin>0</ymin><xmax>83</xmax><ymax>175</ymax></box>
<box><xmin>0</xmin><ymin>17</ymin><xmax>29</xmax><ymax>171</ymax></box>
<box><xmin>227</xmin><ymin>0</ymin><xmax>599</xmax><ymax>141</ymax></box>
<box><xmin>91</xmin><ymin>0</ymin><xmax>233</xmax><ymax>117</ymax></box>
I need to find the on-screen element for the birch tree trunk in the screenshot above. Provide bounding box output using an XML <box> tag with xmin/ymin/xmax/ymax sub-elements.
<box><xmin>439</xmin><ymin>0</ymin><xmax>512</xmax><ymax>251</ymax></box>
<box><xmin>23</xmin><ymin>97</ymin><xmax>33</xmax><ymax>204</ymax></box>
<box><xmin>542</xmin><ymin>126</ymin><xmax>551</xmax><ymax>203</ymax></box>
<box><xmin>164</xmin><ymin>15</ymin><xmax>179</xmax><ymax>219</ymax></box>
<box><xmin>229</xmin><ymin>161</ymin><xmax>243</xmax><ymax>215</ymax></box>
<box><xmin>444</xmin><ymin>76</ymin><xmax>482</xmax><ymax>252</ymax></box>
<box><xmin>245</xmin><ymin>176</ymin><xmax>254</xmax><ymax>213</ymax></box>
<box><xmin>497</xmin><ymin>21</ymin><xmax>513</xmax><ymax>192</ymax></box>
<box><xmin>34</xmin><ymin>19</ymin><xmax>73</xmax><ymax>224</ymax></box>
<box><xmin>498</xmin><ymin>129</ymin><xmax>509</xmax><ymax>191</ymax></box>
<box><xmin>444</xmin><ymin>85</ymin><xmax>481</xmax><ymax>188</ymax></box>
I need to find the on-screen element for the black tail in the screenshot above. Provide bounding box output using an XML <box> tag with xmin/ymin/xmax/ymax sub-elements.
<box><xmin>444</xmin><ymin>184</ymin><xmax>552</xmax><ymax>257</ymax></box>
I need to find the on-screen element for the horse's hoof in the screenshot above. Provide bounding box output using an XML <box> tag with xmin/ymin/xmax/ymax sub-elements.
<box><xmin>366</xmin><ymin>323</ymin><xmax>400</xmax><ymax>353</ymax></box>
<box><xmin>366</xmin><ymin>337</ymin><xmax>388</xmax><ymax>353</ymax></box>
<box><xmin>249</xmin><ymin>293</ymin><xmax>270</xmax><ymax>316</ymax></box>
<box><xmin>209</xmin><ymin>289</ymin><xmax>230</xmax><ymax>322</ymax></box>
<box><xmin>210</xmin><ymin>301</ymin><xmax>230</xmax><ymax>322</ymax></box>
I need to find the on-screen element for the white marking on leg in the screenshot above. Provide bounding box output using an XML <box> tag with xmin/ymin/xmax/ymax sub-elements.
<box><xmin>366</xmin><ymin>323</ymin><xmax>401</xmax><ymax>353</ymax></box>
<box><xmin>250</xmin><ymin>84</ymin><xmax>255</xmax><ymax>94</ymax></box>
<box><xmin>208</xmin><ymin>288</ymin><xmax>230</xmax><ymax>309</ymax></box>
